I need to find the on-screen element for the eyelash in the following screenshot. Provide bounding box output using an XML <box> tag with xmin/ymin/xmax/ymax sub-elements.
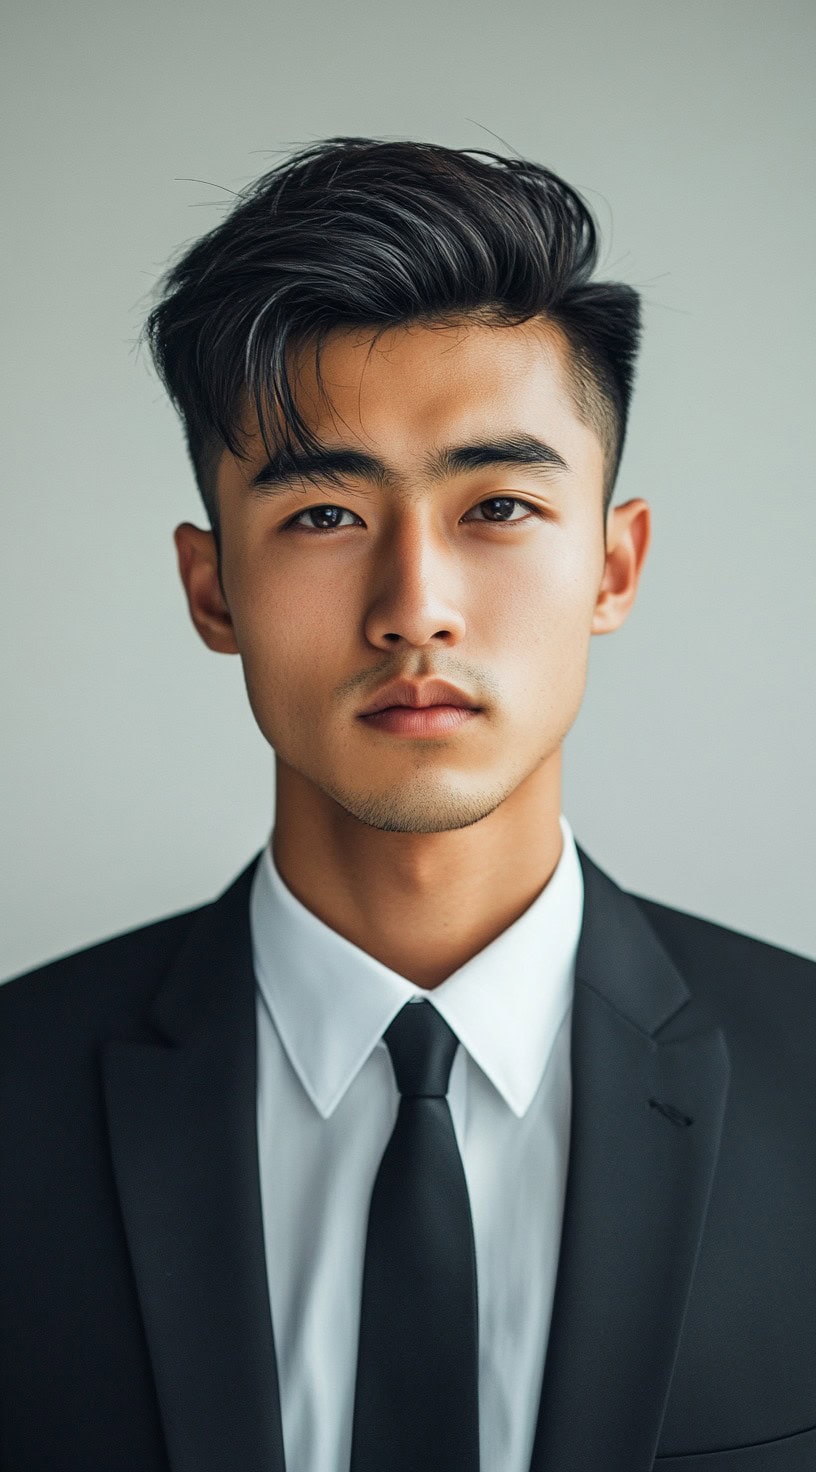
<box><xmin>283</xmin><ymin>497</ymin><xmax>541</xmax><ymax>534</ymax></box>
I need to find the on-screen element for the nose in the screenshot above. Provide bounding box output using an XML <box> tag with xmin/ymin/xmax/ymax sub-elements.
<box><xmin>362</xmin><ymin>517</ymin><xmax>467</xmax><ymax>651</ymax></box>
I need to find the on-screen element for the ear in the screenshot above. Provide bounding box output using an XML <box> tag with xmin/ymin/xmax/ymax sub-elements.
<box><xmin>591</xmin><ymin>499</ymin><xmax>652</xmax><ymax>635</ymax></box>
<box><xmin>173</xmin><ymin>523</ymin><xmax>240</xmax><ymax>654</ymax></box>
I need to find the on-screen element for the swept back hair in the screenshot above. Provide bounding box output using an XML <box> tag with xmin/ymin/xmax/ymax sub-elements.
<box><xmin>143</xmin><ymin>136</ymin><xmax>642</xmax><ymax>550</ymax></box>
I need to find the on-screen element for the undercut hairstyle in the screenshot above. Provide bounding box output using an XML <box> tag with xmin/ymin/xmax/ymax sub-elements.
<box><xmin>143</xmin><ymin>137</ymin><xmax>642</xmax><ymax>554</ymax></box>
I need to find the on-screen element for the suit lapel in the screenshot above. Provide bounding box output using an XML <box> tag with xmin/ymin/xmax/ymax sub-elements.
<box><xmin>101</xmin><ymin>854</ymin><xmax>287</xmax><ymax>1472</ymax></box>
<box><xmin>528</xmin><ymin>845</ymin><xmax>730</xmax><ymax>1472</ymax></box>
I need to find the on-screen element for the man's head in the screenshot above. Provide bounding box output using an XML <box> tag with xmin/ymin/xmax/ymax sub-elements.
<box><xmin>144</xmin><ymin>139</ymin><xmax>650</xmax><ymax>838</ymax></box>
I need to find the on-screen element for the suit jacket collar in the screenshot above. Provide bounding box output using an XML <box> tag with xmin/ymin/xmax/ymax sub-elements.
<box><xmin>102</xmin><ymin>842</ymin><xmax>729</xmax><ymax>1472</ymax></box>
<box><xmin>574</xmin><ymin>841</ymin><xmax>691</xmax><ymax>1030</ymax></box>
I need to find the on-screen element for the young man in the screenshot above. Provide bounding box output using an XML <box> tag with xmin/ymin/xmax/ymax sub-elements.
<box><xmin>1</xmin><ymin>139</ymin><xmax>814</xmax><ymax>1472</ymax></box>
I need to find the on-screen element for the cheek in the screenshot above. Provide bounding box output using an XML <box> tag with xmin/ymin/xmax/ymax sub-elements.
<box><xmin>230</xmin><ymin>562</ymin><xmax>354</xmax><ymax>718</ymax></box>
<box><xmin>489</xmin><ymin>539</ymin><xmax>599</xmax><ymax>643</ymax></box>
<box><xmin>489</xmin><ymin>543</ymin><xmax>599</xmax><ymax>724</ymax></box>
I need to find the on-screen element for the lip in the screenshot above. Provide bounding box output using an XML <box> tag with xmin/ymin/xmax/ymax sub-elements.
<box><xmin>358</xmin><ymin>678</ymin><xmax>481</xmax><ymax>717</ymax></box>
<box><xmin>361</xmin><ymin>705</ymin><xmax>481</xmax><ymax>737</ymax></box>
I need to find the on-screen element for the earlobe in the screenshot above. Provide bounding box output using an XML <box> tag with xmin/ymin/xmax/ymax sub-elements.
<box><xmin>173</xmin><ymin>522</ymin><xmax>240</xmax><ymax>655</ymax></box>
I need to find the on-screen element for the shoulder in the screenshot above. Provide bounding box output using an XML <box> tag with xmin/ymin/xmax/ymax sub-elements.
<box><xmin>630</xmin><ymin>889</ymin><xmax>815</xmax><ymax>981</ymax></box>
<box><xmin>628</xmin><ymin>889</ymin><xmax>816</xmax><ymax>1048</ymax></box>
<box><xmin>0</xmin><ymin>899</ymin><xmax>208</xmax><ymax>1039</ymax></box>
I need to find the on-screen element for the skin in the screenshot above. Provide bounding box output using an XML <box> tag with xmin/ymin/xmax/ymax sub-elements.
<box><xmin>175</xmin><ymin>318</ymin><xmax>650</xmax><ymax>988</ymax></box>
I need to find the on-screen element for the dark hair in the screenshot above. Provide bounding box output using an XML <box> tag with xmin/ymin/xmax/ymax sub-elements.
<box><xmin>143</xmin><ymin>136</ymin><xmax>642</xmax><ymax>551</ymax></box>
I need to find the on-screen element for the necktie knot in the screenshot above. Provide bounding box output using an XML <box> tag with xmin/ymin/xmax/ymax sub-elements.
<box><xmin>383</xmin><ymin>999</ymin><xmax>459</xmax><ymax>1098</ymax></box>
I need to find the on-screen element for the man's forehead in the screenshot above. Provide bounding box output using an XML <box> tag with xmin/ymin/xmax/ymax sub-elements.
<box><xmin>237</xmin><ymin>318</ymin><xmax>576</xmax><ymax>447</ymax></box>
<box><xmin>290</xmin><ymin>315</ymin><xmax>570</xmax><ymax>388</ymax></box>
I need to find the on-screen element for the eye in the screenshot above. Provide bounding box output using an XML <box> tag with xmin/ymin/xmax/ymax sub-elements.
<box><xmin>463</xmin><ymin>496</ymin><xmax>537</xmax><ymax>524</ymax></box>
<box><xmin>285</xmin><ymin>504</ymin><xmax>362</xmax><ymax>532</ymax></box>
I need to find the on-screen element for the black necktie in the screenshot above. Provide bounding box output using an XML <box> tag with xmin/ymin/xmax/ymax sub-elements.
<box><xmin>349</xmin><ymin>998</ymin><xmax>480</xmax><ymax>1472</ymax></box>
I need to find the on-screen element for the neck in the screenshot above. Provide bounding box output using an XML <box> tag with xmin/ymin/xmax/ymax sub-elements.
<box><xmin>271</xmin><ymin>755</ymin><xmax>564</xmax><ymax>989</ymax></box>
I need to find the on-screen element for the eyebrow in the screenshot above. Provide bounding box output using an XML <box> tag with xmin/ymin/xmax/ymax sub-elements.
<box><xmin>249</xmin><ymin>433</ymin><xmax>571</xmax><ymax>496</ymax></box>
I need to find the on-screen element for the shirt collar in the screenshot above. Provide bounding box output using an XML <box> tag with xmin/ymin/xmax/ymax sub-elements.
<box><xmin>250</xmin><ymin>814</ymin><xmax>584</xmax><ymax>1120</ymax></box>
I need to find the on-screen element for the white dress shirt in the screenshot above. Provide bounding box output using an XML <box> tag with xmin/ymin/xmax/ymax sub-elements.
<box><xmin>250</xmin><ymin>812</ymin><xmax>584</xmax><ymax>1472</ymax></box>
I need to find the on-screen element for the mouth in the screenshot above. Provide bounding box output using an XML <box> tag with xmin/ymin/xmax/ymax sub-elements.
<box><xmin>359</xmin><ymin>704</ymin><xmax>482</xmax><ymax>737</ymax></box>
<box><xmin>358</xmin><ymin>677</ymin><xmax>481</xmax><ymax>719</ymax></box>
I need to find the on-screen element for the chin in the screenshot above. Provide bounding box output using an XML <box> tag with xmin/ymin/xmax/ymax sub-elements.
<box><xmin>324</xmin><ymin>774</ymin><xmax>511</xmax><ymax>835</ymax></box>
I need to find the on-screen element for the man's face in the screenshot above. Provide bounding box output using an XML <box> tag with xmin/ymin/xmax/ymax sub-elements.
<box><xmin>182</xmin><ymin>318</ymin><xmax>643</xmax><ymax>835</ymax></box>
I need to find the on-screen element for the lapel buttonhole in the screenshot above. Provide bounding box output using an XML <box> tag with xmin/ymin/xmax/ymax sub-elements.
<box><xmin>648</xmin><ymin>1097</ymin><xmax>694</xmax><ymax>1127</ymax></box>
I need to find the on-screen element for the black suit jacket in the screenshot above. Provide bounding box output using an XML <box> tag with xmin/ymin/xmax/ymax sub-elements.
<box><xmin>1</xmin><ymin>842</ymin><xmax>815</xmax><ymax>1471</ymax></box>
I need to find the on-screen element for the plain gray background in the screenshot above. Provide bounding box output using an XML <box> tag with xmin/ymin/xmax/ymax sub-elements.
<box><xmin>2</xmin><ymin>0</ymin><xmax>814</xmax><ymax>980</ymax></box>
